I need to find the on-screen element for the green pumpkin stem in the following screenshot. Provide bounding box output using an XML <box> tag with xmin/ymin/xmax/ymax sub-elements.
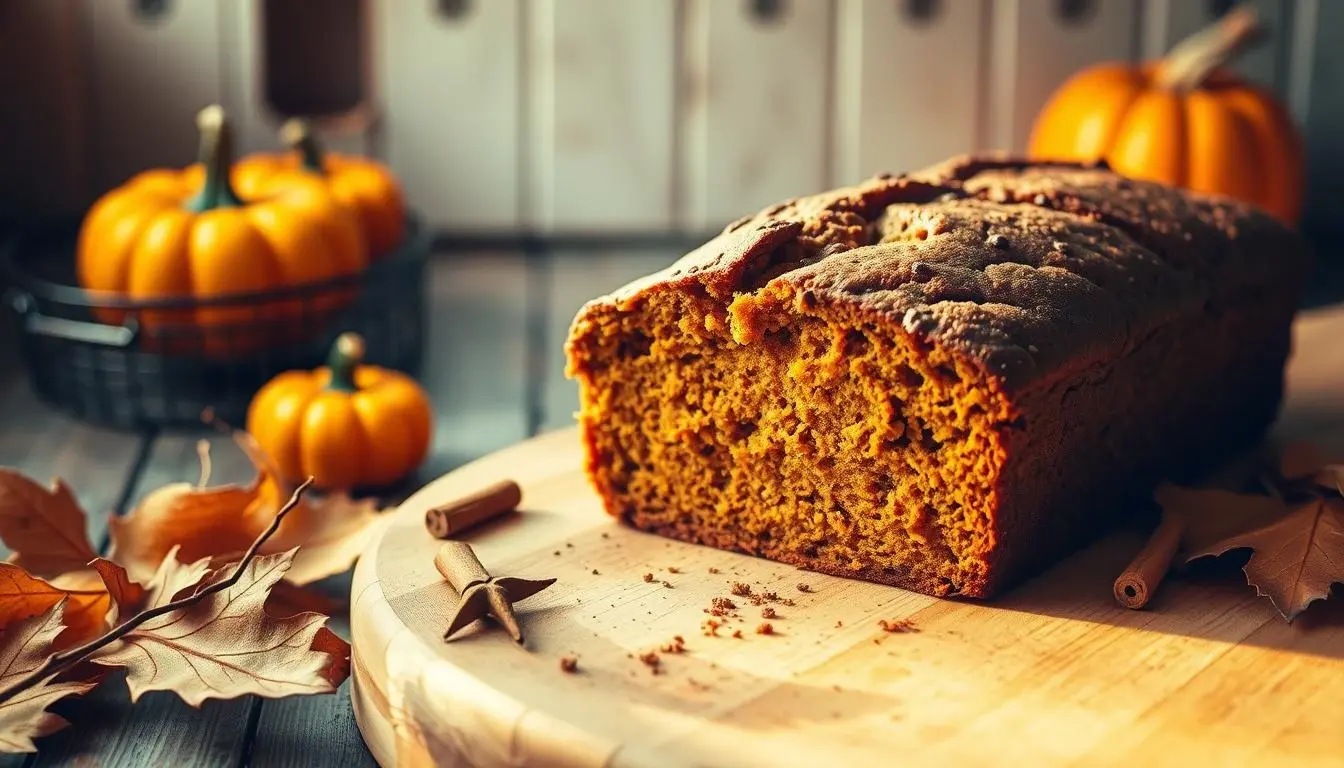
<box><xmin>1154</xmin><ymin>5</ymin><xmax>1262</xmax><ymax>91</ymax></box>
<box><xmin>327</xmin><ymin>333</ymin><xmax>365</xmax><ymax>393</ymax></box>
<box><xmin>184</xmin><ymin>105</ymin><xmax>244</xmax><ymax>212</ymax></box>
<box><xmin>281</xmin><ymin>118</ymin><xmax>326</xmax><ymax>175</ymax></box>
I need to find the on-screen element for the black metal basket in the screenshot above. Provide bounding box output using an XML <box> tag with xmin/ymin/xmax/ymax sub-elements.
<box><xmin>2</xmin><ymin>216</ymin><xmax>430</xmax><ymax>431</ymax></box>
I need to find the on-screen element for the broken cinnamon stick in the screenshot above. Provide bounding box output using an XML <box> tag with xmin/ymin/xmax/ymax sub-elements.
<box><xmin>1114</xmin><ymin>512</ymin><xmax>1185</xmax><ymax>609</ymax></box>
<box><xmin>424</xmin><ymin>480</ymin><xmax>522</xmax><ymax>539</ymax></box>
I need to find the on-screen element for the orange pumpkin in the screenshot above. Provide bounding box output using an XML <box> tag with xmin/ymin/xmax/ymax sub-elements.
<box><xmin>246</xmin><ymin>332</ymin><xmax>433</xmax><ymax>490</ymax></box>
<box><xmin>234</xmin><ymin>120</ymin><xmax>406</xmax><ymax>257</ymax></box>
<box><xmin>76</xmin><ymin>106</ymin><xmax>368</xmax><ymax>355</ymax></box>
<box><xmin>1028</xmin><ymin>7</ymin><xmax>1303</xmax><ymax>224</ymax></box>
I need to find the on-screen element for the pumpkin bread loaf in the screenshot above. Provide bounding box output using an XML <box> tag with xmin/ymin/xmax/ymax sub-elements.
<box><xmin>564</xmin><ymin>157</ymin><xmax>1310</xmax><ymax>598</ymax></box>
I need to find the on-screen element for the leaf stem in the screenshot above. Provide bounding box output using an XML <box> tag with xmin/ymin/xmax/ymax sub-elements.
<box><xmin>0</xmin><ymin>478</ymin><xmax>314</xmax><ymax>706</ymax></box>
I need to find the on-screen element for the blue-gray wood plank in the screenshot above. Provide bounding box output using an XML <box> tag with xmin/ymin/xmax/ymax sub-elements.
<box><xmin>0</xmin><ymin>249</ymin><xmax>671</xmax><ymax>764</ymax></box>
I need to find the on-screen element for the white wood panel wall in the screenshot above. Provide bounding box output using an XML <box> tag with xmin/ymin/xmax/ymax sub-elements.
<box><xmin>834</xmin><ymin>0</ymin><xmax>989</xmax><ymax>183</ymax></box>
<box><xmin>84</xmin><ymin>0</ymin><xmax>223</xmax><ymax>191</ymax></box>
<box><xmin>681</xmin><ymin>0</ymin><xmax>832</xmax><ymax>231</ymax></box>
<box><xmin>376</xmin><ymin>0</ymin><xmax>522</xmax><ymax>231</ymax></box>
<box><xmin>4</xmin><ymin>0</ymin><xmax>1343</xmax><ymax>237</ymax></box>
<box><xmin>525</xmin><ymin>0</ymin><xmax>678</xmax><ymax>233</ymax></box>
<box><xmin>988</xmin><ymin>0</ymin><xmax>1139</xmax><ymax>151</ymax></box>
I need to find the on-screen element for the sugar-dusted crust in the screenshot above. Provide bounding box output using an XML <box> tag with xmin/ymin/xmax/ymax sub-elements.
<box><xmin>565</xmin><ymin>157</ymin><xmax>1311</xmax><ymax>598</ymax></box>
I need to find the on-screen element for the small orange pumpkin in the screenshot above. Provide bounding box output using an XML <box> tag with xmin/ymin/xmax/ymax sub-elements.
<box><xmin>246</xmin><ymin>332</ymin><xmax>433</xmax><ymax>490</ymax></box>
<box><xmin>1028</xmin><ymin>7</ymin><xmax>1303</xmax><ymax>224</ymax></box>
<box><xmin>234</xmin><ymin>120</ymin><xmax>407</xmax><ymax>257</ymax></box>
<box><xmin>76</xmin><ymin>106</ymin><xmax>368</xmax><ymax>355</ymax></box>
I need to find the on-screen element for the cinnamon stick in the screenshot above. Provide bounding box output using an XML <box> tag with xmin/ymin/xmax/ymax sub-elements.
<box><xmin>1114</xmin><ymin>512</ymin><xmax>1185</xmax><ymax>609</ymax></box>
<box><xmin>424</xmin><ymin>480</ymin><xmax>522</xmax><ymax>539</ymax></box>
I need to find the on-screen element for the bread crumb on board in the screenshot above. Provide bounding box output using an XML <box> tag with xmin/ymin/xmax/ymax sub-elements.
<box><xmin>878</xmin><ymin>618</ymin><xmax>919</xmax><ymax>633</ymax></box>
<box><xmin>638</xmin><ymin>651</ymin><xmax>662</xmax><ymax>674</ymax></box>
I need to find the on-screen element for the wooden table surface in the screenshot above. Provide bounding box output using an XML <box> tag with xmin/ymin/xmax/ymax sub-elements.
<box><xmin>1</xmin><ymin>244</ymin><xmax>1342</xmax><ymax>767</ymax></box>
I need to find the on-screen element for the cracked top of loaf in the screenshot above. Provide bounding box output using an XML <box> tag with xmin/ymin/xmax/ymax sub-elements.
<box><xmin>570</xmin><ymin>157</ymin><xmax>1311</xmax><ymax>392</ymax></box>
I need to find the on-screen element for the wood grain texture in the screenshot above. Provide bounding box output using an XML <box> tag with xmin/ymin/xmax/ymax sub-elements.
<box><xmin>376</xmin><ymin>0</ymin><xmax>522</xmax><ymax>230</ymax></box>
<box><xmin>29</xmin><ymin>434</ymin><xmax>260</xmax><ymax>766</ymax></box>
<box><xmin>833</xmin><ymin>0</ymin><xmax>988</xmax><ymax>183</ymax></box>
<box><xmin>416</xmin><ymin>254</ymin><xmax>532</xmax><ymax>479</ymax></box>
<box><xmin>85</xmin><ymin>0</ymin><xmax>223</xmax><ymax>193</ymax></box>
<box><xmin>0</xmin><ymin>376</ymin><xmax>138</xmax><ymax>766</ymax></box>
<box><xmin>987</xmin><ymin>0</ymin><xmax>1139</xmax><ymax>151</ymax></box>
<box><xmin>351</xmin><ymin>305</ymin><xmax>1344</xmax><ymax>767</ymax></box>
<box><xmin>525</xmin><ymin>0</ymin><xmax>678</xmax><ymax>232</ymax></box>
<box><xmin>0</xmin><ymin>377</ymin><xmax>144</xmax><ymax>557</ymax></box>
<box><xmin>0</xmin><ymin>0</ymin><xmax>88</xmax><ymax>217</ymax></box>
<box><xmin>680</xmin><ymin>0</ymin><xmax>832</xmax><ymax>230</ymax></box>
<box><xmin>1141</xmin><ymin>0</ymin><xmax>1292</xmax><ymax>94</ymax></box>
<box><xmin>249</xmin><ymin>591</ymin><xmax>372</xmax><ymax>768</ymax></box>
<box><xmin>540</xmin><ymin>249</ymin><xmax>682</xmax><ymax>433</ymax></box>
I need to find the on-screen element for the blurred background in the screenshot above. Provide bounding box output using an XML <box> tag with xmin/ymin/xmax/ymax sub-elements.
<box><xmin>1</xmin><ymin>3</ymin><xmax>1339</xmax><ymax>761</ymax></box>
<box><xmin>0</xmin><ymin>0</ymin><xmax>1341</xmax><ymax>466</ymax></box>
<box><xmin>3</xmin><ymin>0</ymin><xmax>1340</xmax><ymax>240</ymax></box>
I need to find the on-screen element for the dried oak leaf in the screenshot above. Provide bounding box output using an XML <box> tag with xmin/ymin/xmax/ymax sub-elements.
<box><xmin>1188</xmin><ymin>496</ymin><xmax>1344</xmax><ymax>621</ymax></box>
<box><xmin>88</xmin><ymin>548</ymin><xmax>349</xmax><ymax>705</ymax></box>
<box><xmin>107</xmin><ymin>437</ymin><xmax>383</xmax><ymax>587</ymax></box>
<box><xmin>0</xmin><ymin>564</ymin><xmax>107</xmax><ymax>650</ymax></box>
<box><xmin>0</xmin><ymin>602</ymin><xmax>97</xmax><ymax>753</ymax></box>
<box><xmin>105</xmin><ymin>480</ymin><xmax>258</xmax><ymax>585</ymax></box>
<box><xmin>252</xmin><ymin>487</ymin><xmax>384</xmax><ymax>587</ymax></box>
<box><xmin>0</xmin><ymin>470</ymin><xmax>98</xmax><ymax>579</ymax></box>
<box><xmin>1154</xmin><ymin>483</ymin><xmax>1286</xmax><ymax>554</ymax></box>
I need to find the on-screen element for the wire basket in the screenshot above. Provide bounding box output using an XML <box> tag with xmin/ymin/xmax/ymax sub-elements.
<box><xmin>2</xmin><ymin>216</ymin><xmax>430</xmax><ymax>431</ymax></box>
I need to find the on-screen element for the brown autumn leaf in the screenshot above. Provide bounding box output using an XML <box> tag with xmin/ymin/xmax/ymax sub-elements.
<box><xmin>1154</xmin><ymin>483</ymin><xmax>1287</xmax><ymax>554</ymax></box>
<box><xmin>0</xmin><ymin>471</ymin><xmax>98</xmax><ymax>580</ymax></box>
<box><xmin>88</xmin><ymin>548</ymin><xmax>349</xmax><ymax>705</ymax></box>
<box><xmin>266</xmin><ymin>580</ymin><xmax>340</xmax><ymax>619</ymax></box>
<box><xmin>0</xmin><ymin>565</ymin><xmax>107</xmax><ymax>651</ymax></box>
<box><xmin>88</xmin><ymin>559</ymin><xmax>144</xmax><ymax>624</ymax></box>
<box><xmin>258</xmin><ymin>489</ymin><xmax>385</xmax><ymax>586</ymax></box>
<box><xmin>0</xmin><ymin>602</ymin><xmax>97</xmax><ymax>753</ymax></box>
<box><xmin>1188</xmin><ymin>496</ymin><xmax>1344</xmax><ymax>621</ymax></box>
<box><xmin>94</xmin><ymin>546</ymin><xmax>212</xmax><ymax>626</ymax></box>
<box><xmin>107</xmin><ymin>438</ymin><xmax>384</xmax><ymax>587</ymax></box>
<box><xmin>231</xmin><ymin>431</ymin><xmax>386</xmax><ymax>585</ymax></box>
<box><xmin>105</xmin><ymin>480</ymin><xmax>258</xmax><ymax>585</ymax></box>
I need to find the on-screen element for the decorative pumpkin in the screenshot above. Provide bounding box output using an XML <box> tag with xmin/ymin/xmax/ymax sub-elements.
<box><xmin>76</xmin><ymin>106</ymin><xmax>369</xmax><ymax>354</ymax></box>
<box><xmin>234</xmin><ymin>119</ymin><xmax>407</xmax><ymax>257</ymax></box>
<box><xmin>1028</xmin><ymin>7</ymin><xmax>1303</xmax><ymax>224</ymax></box>
<box><xmin>246</xmin><ymin>332</ymin><xmax>433</xmax><ymax>490</ymax></box>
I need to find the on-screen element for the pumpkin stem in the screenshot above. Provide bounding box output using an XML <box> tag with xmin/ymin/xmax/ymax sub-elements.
<box><xmin>184</xmin><ymin>105</ymin><xmax>244</xmax><ymax>212</ymax></box>
<box><xmin>327</xmin><ymin>332</ymin><xmax>366</xmax><ymax>393</ymax></box>
<box><xmin>281</xmin><ymin>118</ymin><xmax>326</xmax><ymax>175</ymax></box>
<box><xmin>1153</xmin><ymin>6</ymin><xmax>1262</xmax><ymax>91</ymax></box>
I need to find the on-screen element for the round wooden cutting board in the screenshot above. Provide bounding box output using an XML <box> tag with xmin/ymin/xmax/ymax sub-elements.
<box><xmin>351</xmin><ymin>308</ymin><xmax>1344</xmax><ymax>768</ymax></box>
